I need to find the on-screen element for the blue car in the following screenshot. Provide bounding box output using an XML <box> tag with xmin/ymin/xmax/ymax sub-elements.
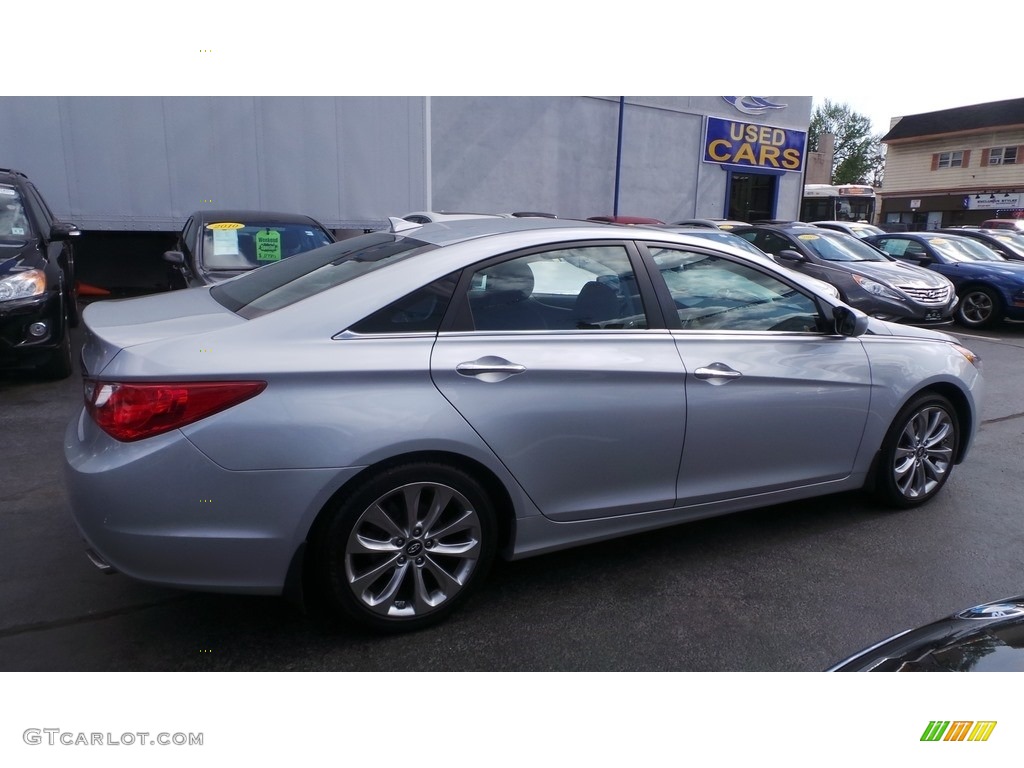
<box><xmin>865</xmin><ymin>231</ymin><xmax>1024</xmax><ymax>328</ymax></box>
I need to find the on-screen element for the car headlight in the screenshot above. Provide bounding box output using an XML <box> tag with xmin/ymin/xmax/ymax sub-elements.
<box><xmin>0</xmin><ymin>269</ymin><xmax>47</xmax><ymax>302</ymax></box>
<box><xmin>950</xmin><ymin>342</ymin><xmax>982</xmax><ymax>370</ymax></box>
<box><xmin>851</xmin><ymin>273</ymin><xmax>901</xmax><ymax>300</ymax></box>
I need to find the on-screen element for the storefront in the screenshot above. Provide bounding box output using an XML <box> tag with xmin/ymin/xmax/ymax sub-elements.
<box><xmin>882</xmin><ymin>190</ymin><xmax>1024</xmax><ymax>230</ymax></box>
<box><xmin>702</xmin><ymin>116</ymin><xmax>807</xmax><ymax>221</ymax></box>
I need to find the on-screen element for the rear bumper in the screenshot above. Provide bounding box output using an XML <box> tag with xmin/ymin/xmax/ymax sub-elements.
<box><xmin>63</xmin><ymin>409</ymin><xmax>358</xmax><ymax>594</ymax></box>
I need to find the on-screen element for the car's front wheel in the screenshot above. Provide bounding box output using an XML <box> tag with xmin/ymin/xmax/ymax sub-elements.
<box><xmin>875</xmin><ymin>393</ymin><xmax>959</xmax><ymax>508</ymax></box>
<box><xmin>312</xmin><ymin>463</ymin><xmax>496</xmax><ymax>632</ymax></box>
<box><xmin>955</xmin><ymin>286</ymin><xmax>1002</xmax><ymax>328</ymax></box>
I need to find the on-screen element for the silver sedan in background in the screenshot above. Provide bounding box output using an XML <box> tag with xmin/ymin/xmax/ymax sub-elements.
<box><xmin>64</xmin><ymin>218</ymin><xmax>983</xmax><ymax>632</ymax></box>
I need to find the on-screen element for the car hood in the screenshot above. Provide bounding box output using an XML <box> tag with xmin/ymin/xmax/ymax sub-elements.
<box><xmin>80</xmin><ymin>288</ymin><xmax>246</xmax><ymax>376</ymax></box>
<box><xmin>828</xmin><ymin>596</ymin><xmax>1024</xmax><ymax>671</ymax></box>
<box><xmin>0</xmin><ymin>239</ymin><xmax>42</xmax><ymax>275</ymax></box>
<box><xmin>953</xmin><ymin>260</ymin><xmax>1024</xmax><ymax>279</ymax></box>
<box><xmin>864</xmin><ymin>317</ymin><xmax>957</xmax><ymax>341</ymax></box>
<box><xmin>839</xmin><ymin>258</ymin><xmax>948</xmax><ymax>288</ymax></box>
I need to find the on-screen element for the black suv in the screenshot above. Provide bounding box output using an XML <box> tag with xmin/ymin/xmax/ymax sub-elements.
<box><xmin>0</xmin><ymin>168</ymin><xmax>80</xmax><ymax>378</ymax></box>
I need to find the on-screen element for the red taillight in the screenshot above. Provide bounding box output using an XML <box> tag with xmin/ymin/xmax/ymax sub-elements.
<box><xmin>84</xmin><ymin>379</ymin><xmax>267</xmax><ymax>442</ymax></box>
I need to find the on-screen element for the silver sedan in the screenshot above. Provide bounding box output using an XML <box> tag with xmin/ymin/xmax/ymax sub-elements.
<box><xmin>64</xmin><ymin>218</ymin><xmax>984</xmax><ymax>632</ymax></box>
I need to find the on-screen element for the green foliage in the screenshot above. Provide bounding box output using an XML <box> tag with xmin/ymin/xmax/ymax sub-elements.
<box><xmin>810</xmin><ymin>99</ymin><xmax>886</xmax><ymax>186</ymax></box>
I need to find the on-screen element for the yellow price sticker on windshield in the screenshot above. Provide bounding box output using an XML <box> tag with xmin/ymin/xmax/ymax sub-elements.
<box><xmin>206</xmin><ymin>222</ymin><xmax>244</xmax><ymax>230</ymax></box>
<box><xmin>255</xmin><ymin>229</ymin><xmax>282</xmax><ymax>262</ymax></box>
<box><xmin>798</xmin><ymin>234</ymin><xmax>820</xmax><ymax>240</ymax></box>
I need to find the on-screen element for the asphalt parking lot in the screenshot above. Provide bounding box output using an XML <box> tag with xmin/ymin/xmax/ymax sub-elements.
<box><xmin>2</xmin><ymin>320</ymin><xmax>1023</xmax><ymax>671</ymax></box>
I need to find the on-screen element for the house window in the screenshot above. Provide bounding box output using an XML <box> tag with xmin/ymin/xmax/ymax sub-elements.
<box><xmin>937</xmin><ymin>151</ymin><xmax>964</xmax><ymax>169</ymax></box>
<box><xmin>988</xmin><ymin>147</ymin><xmax>1018</xmax><ymax>165</ymax></box>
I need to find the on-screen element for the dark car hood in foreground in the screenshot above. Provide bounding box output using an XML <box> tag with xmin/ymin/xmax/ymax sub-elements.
<box><xmin>828</xmin><ymin>596</ymin><xmax>1024</xmax><ymax>671</ymax></box>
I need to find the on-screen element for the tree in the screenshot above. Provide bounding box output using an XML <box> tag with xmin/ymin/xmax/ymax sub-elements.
<box><xmin>809</xmin><ymin>100</ymin><xmax>886</xmax><ymax>186</ymax></box>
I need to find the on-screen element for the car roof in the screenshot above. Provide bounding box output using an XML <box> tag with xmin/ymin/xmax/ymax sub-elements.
<box><xmin>191</xmin><ymin>209</ymin><xmax>325</xmax><ymax>225</ymax></box>
<box><xmin>587</xmin><ymin>215</ymin><xmax>666</xmax><ymax>225</ymax></box>
<box><xmin>733</xmin><ymin>222</ymin><xmax>822</xmax><ymax>233</ymax></box>
<box><xmin>396</xmin><ymin>215</ymin><xmax>649</xmax><ymax>246</ymax></box>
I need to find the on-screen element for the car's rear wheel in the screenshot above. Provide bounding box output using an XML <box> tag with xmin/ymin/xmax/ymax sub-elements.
<box><xmin>312</xmin><ymin>463</ymin><xmax>496</xmax><ymax>632</ymax></box>
<box><xmin>955</xmin><ymin>286</ymin><xmax>1001</xmax><ymax>328</ymax></box>
<box><xmin>875</xmin><ymin>393</ymin><xmax>959</xmax><ymax>508</ymax></box>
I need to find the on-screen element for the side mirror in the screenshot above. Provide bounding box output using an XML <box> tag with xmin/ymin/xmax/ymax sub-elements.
<box><xmin>913</xmin><ymin>254</ymin><xmax>933</xmax><ymax>267</ymax></box>
<box><xmin>776</xmin><ymin>249</ymin><xmax>806</xmax><ymax>262</ymax></box>
<box><xmin>833</xmin><ymin>305</ymin><xmax>869</xmax><ymax>337</ymax></box>
<box><xmin>163</xmin><ymin>250</ymin><xmax>186</xmax><ymax>266</ymax></box>
<box><xmin>50</xmin><ymin>222</ymin><xmax>81</xmax><ymax>240</ymax></box>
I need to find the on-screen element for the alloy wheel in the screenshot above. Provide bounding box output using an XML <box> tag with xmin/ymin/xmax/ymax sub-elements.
<box><xmin>891</xmin><ymin>406</ymin><xmax>955</xmax><ymax>501</ymax></box>
<box><xmin>344</xmin><ymin>481</ymin><xmax>483</xmax><ymax>619</ymax></box>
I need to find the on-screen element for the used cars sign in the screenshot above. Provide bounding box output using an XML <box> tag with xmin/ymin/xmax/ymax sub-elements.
<box><xmin>703</xmin><ymin>116</ymin><xmax>806</xmax><ymax>171</ymax></box>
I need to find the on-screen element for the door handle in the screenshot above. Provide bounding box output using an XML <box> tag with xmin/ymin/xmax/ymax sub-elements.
<box><xmin>456</xmin><ymin>356</ymin><xmax>527</xmax><ymax>382</ymax></box>
<box><xmin>694</xmin><ymin>363</ymin><xmax>742</xmax><ymax>384</ymax></box>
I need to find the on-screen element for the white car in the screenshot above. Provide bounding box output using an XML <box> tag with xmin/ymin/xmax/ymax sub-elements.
<box><xmin>811</xmin><ymin>221</ymin><xmax>886</xmax><ymax>239</ymax></box>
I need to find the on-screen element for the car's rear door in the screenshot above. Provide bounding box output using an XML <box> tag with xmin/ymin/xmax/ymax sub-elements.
<box><xmin>431</xmin><ymin>241</ymin><xmax>687</xmax><ymax>522</ymax></box>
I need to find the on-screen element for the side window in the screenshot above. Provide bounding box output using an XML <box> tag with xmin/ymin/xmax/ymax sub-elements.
<box><xmin>350</xmin><ymin>274</ymin><xmax>458</xmax><ymax>334</ymax></box>
<box><xmin>761</xmin><ymin>232</ymin><xmax>795</xmax><ymax>256</ymax></box>
<box><xmin>25</xmin><ymin>184</ymin><xmax>54</xmax><ymax>228</ymax></box>
<box><xmin>875</xmin><ymin>238</ymin><xmax>917</xmax><ymax>258</ymax></box>
<box><xmin>465</xmin><ymin>246</ymin><xmax>647</xmax><ymax>331</ymax></box>
<box><xmin>650</xmin><ymin>248</ymin><xmax>823</xmax><ymax>333</ymax></box>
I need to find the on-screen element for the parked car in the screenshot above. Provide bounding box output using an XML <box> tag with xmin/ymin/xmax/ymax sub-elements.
<box><xmin>65</xmin><ymin>218</ymin><xmax>983</xmax><ymax>632</ymax></box>
<box><xmin>828</xmin><ymin>595</ymin><xmax>1024</xmax><ymax>671</ymax></box>
<box><xmin>732</xmin><ymin>224</ymin><xmax>957</xmax><ymax>324</ymax></box>
<box><xmin>811</xmin><ymin>221</ymin><xmax>886</xmax><ymax>239</ymax></box>
<box><xmin>864</xmin><ymin>231</ymin><xmax>1024</xmax><ymax>328</ymax></box>
<box><xmin>935</xmin><ymin>227</ymin><xmax>1024</xmax><ymax>261</ymax></box>
<box><xmin>0</xmin><ymin>168</ymin><xmax>81</xmax><ymax>379</ymax></box>
<box><xmin>980</xmin><ymin>218</ymin><xmax>1024</xmax><ymax>232</ymax></box>
<box><xmin>163</xmin><ymin>210</ymin><xmax>335</xmax><ymax>288</ymax></box>
<box><xmin>660</xmin><ymin>226</ymin><xmax>840</xmax><ymax>298</ymax></box>
<box><xmin>668</xmin><ymin>218</ymin><xmax>749</xmax><ymax>230</ymax></box>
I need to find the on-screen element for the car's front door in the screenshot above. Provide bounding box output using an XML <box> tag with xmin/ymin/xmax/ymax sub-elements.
<box><xmin>642</xmin><ymin>244</ymin><xmax>873</xmax><ymax>505</ymax></box>
<box><xmin>431</xmin><ymin>243</ymin><xmax>687</xmax><ymax>522</ymax></box>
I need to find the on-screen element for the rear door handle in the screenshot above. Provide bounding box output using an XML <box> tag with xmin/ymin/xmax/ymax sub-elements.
<box><xmin>456</xmin><ymin>356</ymin><xmax>527</xmax><ymax>382</ymax></box>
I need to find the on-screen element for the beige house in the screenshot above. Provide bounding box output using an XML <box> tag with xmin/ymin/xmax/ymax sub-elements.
<box><xmin>879</xmin><ymin>98</ymin><xmax>1024</xmax><ymax>230</ymax></box>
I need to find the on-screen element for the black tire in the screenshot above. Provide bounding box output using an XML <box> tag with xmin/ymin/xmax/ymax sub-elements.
<box><xmin>66</xmin><ymin>282</ymin><xmax>80</xmax><ymax>328</ymax></box>
<box><xmin>874</xmin><ymin>393</ymin><xmax>959</xmax><ymax>509</ymax></box>
<box><xmin>38</xmin><ymin>325</ymin><xmax>73</xmax><ymax>380</ymax></box>
<box><xmin>311</xmin><ymin>462</ymin><xmax>496</xmax><ymax>632</ymax></box>
<box><xmin>955</xmin><ymin>286</ymin><xmax>1002</xmax><ymax>329</ymax></box>
<box><xmin>64</xmin><ymin>255</ymin><xmax>80</xmax><ymax>328</ymax></box>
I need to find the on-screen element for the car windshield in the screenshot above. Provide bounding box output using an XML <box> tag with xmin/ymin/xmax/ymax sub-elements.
<box><xmin>211</xmin><ymin>231</ymin><xmax>433</xmax><ymax>318</ymax></box>
<box><xmin>679</xmin><ymin>229</ymin><xmax>768</xmax><ymax>257</ymax></box>
<box><xmin>925</xmin><ymin>236</ymin><xmax>1005</xmax><ymax>263</ymax></box>
<box><xmin>982</xmin><ymin>233</ymin><xmax>1024</xmax><ymax>258</ymax></box>
<box><xmin>200</xmin><ymin>221</ymin><xmax>333</xmax><ymax>271</ymax></box>
<box><xmin>795</xmin><ymin>231</ymin><xmax>888</xmax><ymax>262</ymax></box>
<box><xmin>0</xmin><ymin>184</ymin><xmax>33</xmax><ymax>240</ymax></box>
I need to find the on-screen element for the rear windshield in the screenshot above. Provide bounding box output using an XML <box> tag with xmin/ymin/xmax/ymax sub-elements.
<box><xmin>210</xmin><ymin>232</ymin><xmax>433</xmax><ymax>318</ymax></box>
